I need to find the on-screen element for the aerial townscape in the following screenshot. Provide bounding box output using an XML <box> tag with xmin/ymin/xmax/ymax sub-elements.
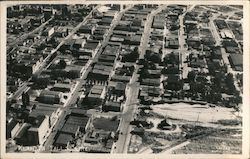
<box><xmin>6</xmin><ymin>4</ymin><xmax>243</xmax><ymax>154</ymax></box>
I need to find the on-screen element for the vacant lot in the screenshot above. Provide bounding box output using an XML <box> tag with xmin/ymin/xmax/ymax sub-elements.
<box><xmin>151</xmin><ymin>103</ymin><xmax>238</xmax><ymax>123</ymax></box>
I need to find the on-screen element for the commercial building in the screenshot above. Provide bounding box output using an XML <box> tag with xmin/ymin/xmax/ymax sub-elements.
<box><xmin>6</xmin><ymin>119</ymin><xmax>21</xmax><ymax>139</ymax></box>
<box><xmin>43</xmin><ymin>27</ymin><xmax>55</xmax><ymax>37</ymax></box>
<box><xmin>38</xmin><ymin>90</ymin><xmax>62</xmax><ymax>104</ymax></box>
<box><xmin>228</xmin><ymin>53</ymin><xmax>243</xmax><ymax>71</ymax></box>
<box><xmin>102</xmin><ymin>101</ymin><xmax>122</xmax><ymax>112</ymax></box>
<box><xmin>27</xmin><ymin>115</ymin><xmax>50</xmax><ymax>145</ymax></box>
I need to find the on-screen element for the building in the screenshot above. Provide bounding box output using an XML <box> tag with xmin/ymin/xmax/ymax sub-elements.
<box><xmin>27</xmin><ymin>115</ymin><xmax>50</xmax><ymax>145</ymax></box>
<box><xmin>51</xmin><ymin>83</ymin><xmax>74</xmax><ymax>93</ymax></box>
<box><xmin>166</xmin><ymin>38</ymin><xmax>179</xmax><ymax>49</ymax></box>
<box><xmin>78</xmin><ymin>24</ymin><xmax>96</xmax><ymax>34</ymax></box>
<box><xmin>228</xmin><ymin>54</ymin><xmax>243</xmax><ymax>71</ymax></box>
<box><xmin>141</xmin><ymin>78</ymin><xmax>161</xmax><ymax>87</ymax></box>
<box><xmin>43</xmin><ymin>27</ymin><xmax>55</xmax><ymax>37</ymax></box>
<box><xmin>73</xmin><ymin>39</ymin><xmax>86</xmax><ymax>49</ymax></box>
<box><xmin>14</xmin><ymin>123</ymin><xmax>32</xmax><ymax>145</ymax></box>
<box><xmin>53</xmin><ymin>132</ymin><xmax>73</xmax><ymax>149</ymax></box>
<box><xmin>102</xmin><ymin>101</ymin><xmax>122</xmax><ymax>112</ymax></box>
<box><xmin>60</xmin><ymin>123</ymin><xmax>80</xmax><ymax>136</ymax></box>
<box><xmin>86</xmin><ymin>85</ymin><xmax>106</xmax><ymax>105</ymax></box>
<box><xmin>64</xmin><ymin>64</ymin><xmax>85</xmax><ymax>78</ymax></box>
<box><xmin>38</xmin><ymin>90</ymin><xmax>62</xmax><ymax>104</ymax></box>
<box><xmin>88</xmin><ymin>64</ymin><xmax>113</xmax><ymax>81</ymax></box>
<box><xmin>6</xmin><ymin>119</ymin><xmax>21</xmax><ymax>139</ymax></box>
<box><xmin>93</xmin><ymin>117</ymin><xmax>119</xmax><ymax>132</ymax></box>
<box><xmin>82</xmin><ymin>40</ymin><xmax>100</xmax><ymax>57</ymax></box>
<box><xmin>108</xmin><ymin>81</ymin><xmax>127</xmax><ymax>97</ymax></box>
<box><xmin>111</xmin><ymin>74</ymin><xmax>131</xmax><ymax>83</ymax></box>
<box><xmin>13</xmin><ymin>54</ymin><xmax>43</xmax><ymax>76</ymax></box>
<box><xmin>28</xmin><ymin>103</ymin><xmax>60</xmax><ymax>128</ymax></box>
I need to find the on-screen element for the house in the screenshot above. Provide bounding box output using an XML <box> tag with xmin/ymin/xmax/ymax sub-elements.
<box><xmin>131</xmin><ymin>127</ymin><xmax>144</xmax><ymax>136</ymax></box>
<box><xmin>157</xmin><ymin>119</ymin><xmax>173</xmax><ymax>130</ymax></box>
<box><xmin>27</xmin><ymin>115</ymin><xmax>50</xmax><ymax>145</ymax></box>
<box><xmin>166</xmin><ymin>38</ymin><xmax>179</xmax><ymax>49</ymax></box>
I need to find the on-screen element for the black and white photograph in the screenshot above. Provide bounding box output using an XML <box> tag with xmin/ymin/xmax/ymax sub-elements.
<box><xmin>1</xmin><ymin>1</ymin><xmax>249</xmax><ymax>159</ymax></box>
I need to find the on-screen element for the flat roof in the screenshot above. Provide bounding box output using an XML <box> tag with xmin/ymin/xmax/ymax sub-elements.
<box><xmin>66</xmin><ymin>115</ymin><xmax>89</xmax><ymax>128</ymax></box>
<box><xmin>40</xmin><ymin>90</ymin><xmax>61</xmax><ymax>97</ymax></box>
<box><xmin>105</xmin><ymin>101</ymin><xmax>121</xmax><ymax>108</ymax></box>
<box><xmin>54</xmin><ymin>133</ymin><xmax>73</xmax><ymax>146</ymax></box>
<box><xmin>53</xmin><ymin>83</ymin><xmax>72</xmax><ymax>89</ymax></box>
<box><xmin>93</xmin><ymin>117</ymin><xmax>119</xmax><ymax>132</ymax></box>
<box><xmin>60</xmin><ymin>123</ymin><xmax>79</xmax><ymax>135</ymax></box>
<box><xmin>83</xmin><ymin>41</ymin><xmax>99</xmax><ymax>50</ymax></box>
<box><xmin>230</xmin><ymin>53</ymin><xmax>243</xmax><ymax>66</ymax></box>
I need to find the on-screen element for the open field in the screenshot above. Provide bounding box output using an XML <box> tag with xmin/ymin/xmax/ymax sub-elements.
<box><xmin>151</xmin><ymin>103</ymin><xmax>239</xmax><ymax>124</ymax></box>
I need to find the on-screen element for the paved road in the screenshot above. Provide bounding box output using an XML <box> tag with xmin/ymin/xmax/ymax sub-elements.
<box><xmin>114</xmin><ymin>5</ymin><xmax>168</xmax><ymax>153</ymax></box>
<box><xmin>139</xmin><ymin>5</ymin><xmax>167</xmax><ymax>59</ymax></box>
<box><xmin>114</xmin><ymin>83</ymin><xmax>139</xmax><ymax>153</ymax></box>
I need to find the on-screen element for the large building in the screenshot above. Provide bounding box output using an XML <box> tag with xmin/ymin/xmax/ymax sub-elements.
<box><xmin>27</xmin><ymin>115</ymin><xmax>50</xmax><ymax>145</ymax></box>
<box><xmin>38</xmin><ymin>90</ymin><xmax>62</xmax><ymax>104</ymax></box>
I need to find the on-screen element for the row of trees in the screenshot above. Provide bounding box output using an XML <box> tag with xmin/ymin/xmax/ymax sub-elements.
<box><xmin>21</xmin><ymin>92</ymin><xmax>30</xmax><ymax>107</ymax></box>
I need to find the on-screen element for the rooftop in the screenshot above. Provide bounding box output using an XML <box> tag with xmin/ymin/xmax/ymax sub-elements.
<box><xmin>54</xmin><ymin>132</ymin><xmax>73</xmax><ymax>146</ymax></box>
<box><xmin>93</xmin><ymin>117</ymin><xmax>119</xmax><ymax>132</ymax></box>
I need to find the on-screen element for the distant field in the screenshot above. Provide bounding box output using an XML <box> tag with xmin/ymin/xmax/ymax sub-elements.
<box><xmin>151</xmin><ymin>103</ymin><xmax>238</xmax><ymax>124</ymax></box>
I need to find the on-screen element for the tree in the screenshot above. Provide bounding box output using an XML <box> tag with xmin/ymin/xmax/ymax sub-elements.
<box><xmin>26</xmin><ymin>93</ymin><xmax>30</xmax><ymax>106</ymax></box>
<box><xmin>58</xmin><ymin>59</ymin><xmax>67</xmax><ymax>69</ymax></box>
<box><xmin>21</xmin><ymin>92</ymin><xmax>29</xmax><ymax>108</ymax></box>
<box><xmin>187</xmin><ymin>71</ymin><xmax>196</xmax><ymax>82</ymax></box>
<box><xmin>21</xmin><ymin>92</ymin><xmax>26</xmax><ymax>108</ymax></box>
